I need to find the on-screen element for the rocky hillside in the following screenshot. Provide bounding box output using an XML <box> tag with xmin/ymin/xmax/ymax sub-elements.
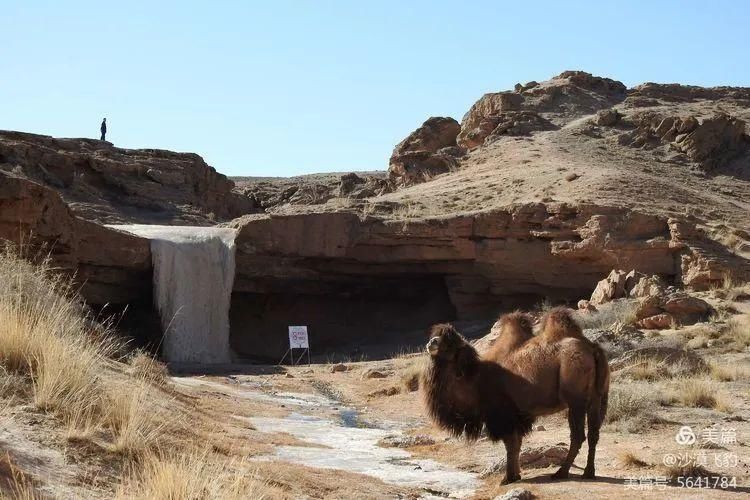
<box><xmin>1</xmin><ymin>70</ymin><xmax>748</xmax><ymax>358</ymax></box>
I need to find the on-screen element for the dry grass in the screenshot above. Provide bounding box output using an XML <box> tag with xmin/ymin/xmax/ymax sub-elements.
<box><xmin>0</xmin><ymin>453</ymin><xmax>43</xmax><ymax>500</ymax></box>
<box><xmin>619</xmin><ymin>356</ymin><xmax>706</xmax><ymax>381</ymax></box>
<box><xmin>605</xmin><ymin>385</ymin><xmax>653</xmax><ymax>424</ymax></box>
<box><xmin>662</xmin><ymin>377</ymin><xmax>732</xmax><ymax>412</ymax></box>
<box><xmin>106</xmin><ymin>379</ymin><xmax>172</xmax><ymax>455</ymax></box>
<box><xmin>575</xmin><ymin>299</ymin><xmax>638</xmax><ymax>329</ymax></box>
<box><xmin>722</xmin><ymin>314</ymin><xmax>750</xmax><ymax>350</ymax></box>
<box><xmin>708</xmin><ymin>360</ymin><xmax>750</xmax><ymax>382</ymax></box>
<box><xmin>0</xmin><ymin>248</ymin><xmax>115</xmax><ymax>425</ymax></box>
<box><xmin>116</xmin><ymin>452</ymin><xmax>280</xmax><ymax>500</ymax></box>
<box><xmin>618</xmin><ymin>450</ymin><xmax>651</xmax><ymax>468</ymax></box>
<box><xmin>128</xmin><ymin>351</ymin><xmax>170</xmax><ymax>387</ymax></box>
<box><xmin>398</xmin><ymin>355</ymin><xmax>428</xmax><ymax>393</ymax></box>
<box><xmin>619</xmin><ymin>358</ymin><xmax>671</xmax><ymax>381</ymax></box>
<box><xmin>604</xmin><ymin>382</ymin><xmax>668</xmax><ymax>432</ymax></box>
<box><xmin>663</xmin><ymin>462</ymin><xmax>715</xmax><ymax>483</ymax></box>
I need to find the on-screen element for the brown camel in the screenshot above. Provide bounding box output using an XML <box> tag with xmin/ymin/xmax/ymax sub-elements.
<box><xmin>422</xmin><ymin>308</ymin><xmax>610</xmax><ymax>484</ymax></box>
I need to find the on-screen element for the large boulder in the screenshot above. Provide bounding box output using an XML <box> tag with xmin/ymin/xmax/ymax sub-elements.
<box><xmin>388</xmin><ymin>117</ymin><xmax>462</xmax><ymax>186</ymax></box>
<box><xmin>458</xmin><ymin>93</ymin><xmax>525</xmax><ymax>148</ymax></box>
<box><xmin>589</xmin><ymin>269</ymin><xmax>630</xmax><ymax>304</ymax></box>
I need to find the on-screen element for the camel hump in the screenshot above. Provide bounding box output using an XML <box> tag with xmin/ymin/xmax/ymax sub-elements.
<box><xmin>540</xmin><ymin>307</ymin><xmax>583</xmax><ymax>342</ymax></box>
<box><xmin>483</xmin><ymin>311</ymin><xmax>534</xmax><ymax>360</ymax></box>
<box><xmin>499</xmin><ymin>311</ymin><xmax>534</xmax><ymax>341</ymax></box>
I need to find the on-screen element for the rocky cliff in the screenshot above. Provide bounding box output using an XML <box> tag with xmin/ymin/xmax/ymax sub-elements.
<box><xmin>224</xmin><ymin>202</ymin><xmax>748</xmax><ymax>360</ymax></box>
<box><xmin>0</xmin><ymin>170</ymin><xmax>159</xmax><ymax>344</ymax></box>
<box><xmin>0</xmin><ymin>131</ymin><xmax>256</xmax><ymax>225</ymax></box>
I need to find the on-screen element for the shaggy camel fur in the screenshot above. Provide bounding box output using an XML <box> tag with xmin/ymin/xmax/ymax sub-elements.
<box><xmin>423</xmin><ymin>308</ymin><xmax>610</xmax><ymax>484</ymax></box>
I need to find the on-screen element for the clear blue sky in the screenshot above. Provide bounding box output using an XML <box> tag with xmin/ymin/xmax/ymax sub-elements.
<box><xmin>2</xmin><ymin>1</ymin><xmax>748</xmax><ymax>177</ymax></box>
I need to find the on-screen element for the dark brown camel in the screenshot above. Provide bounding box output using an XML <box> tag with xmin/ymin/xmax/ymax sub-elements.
<box><xmin>422</xmin><ymin>308</ymin><xmax>610</xmax><ymax>484</ymax></box>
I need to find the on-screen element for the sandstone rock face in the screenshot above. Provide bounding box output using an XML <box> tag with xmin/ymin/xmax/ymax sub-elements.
<box><xmin>669</xmin><ymin>219</ymin><xmax>750</xmax><ymax>290</ymax></box>
<box><xmin>226</xmin><ymin>203</ymin><xmax>703</xmax><ymax>360</ymax></box>
<box><xmin>388</xmin><ymin>117</ymin><xmax>462</xmax><ymax>186</ymax></box>
<box><xmin>617</xmin><ymin>113</ymin><xmax>747</xmax><ymax>169</ymax></box>
<box><xmin>0</xmin><ymin>131</ymin><xmax>256</xmax><ymax>224</ymax></box>
<box><xmin>0</xmin><ymin>171</ymin><xmax>153</xmax><ymax>307</ymax></box>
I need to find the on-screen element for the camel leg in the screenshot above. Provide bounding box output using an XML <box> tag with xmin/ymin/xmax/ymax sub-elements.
<box><xmin>583</xmin><ymin>397</ymin><xmax>603</xmax><ymax>479</ymax></box>
<box><xmin>500</xmin><ymin>432</ymin><xmax>522</xmax><ymax>484</ymax></box>
<box><xmin>552</xmin><ymin>404</ymin><xmax>586</xmax><ymax>480</ymax></box>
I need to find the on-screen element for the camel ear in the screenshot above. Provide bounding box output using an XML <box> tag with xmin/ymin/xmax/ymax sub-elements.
<box><xmin>455</xmin><ymin>345</ymin><xmax>478</xmax><ymax>379</ymax></box>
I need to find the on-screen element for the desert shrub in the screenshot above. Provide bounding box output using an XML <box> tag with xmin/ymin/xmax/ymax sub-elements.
<box><xmin>576</xmin><ymin>300</ymin><xmax>638</xmax><ymax>329</ymax></box>
<box><xmin>605</xmin><ymin>385</ymin><xmax>652</xmax><ymax>424</ymax></box>
<box><xmin>672</xmin><ymin>378</ymin><xmax>731</xmax><ymax>412</ymax></box>
<box><xmin>723</xmin><ymin>314</ymin><xmax>750</xmax><ymax>350</ymax></box>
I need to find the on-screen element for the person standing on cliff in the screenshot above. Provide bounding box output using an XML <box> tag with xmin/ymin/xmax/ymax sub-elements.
<box><xmin>100</xmin><ymin>118</ymin><xmax>107</xmax><ymax>141</ymax></box>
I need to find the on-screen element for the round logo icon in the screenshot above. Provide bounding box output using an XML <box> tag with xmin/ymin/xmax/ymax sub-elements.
<box><xmin>675</xmin><ymin>425</ymin><xmax>696</xmax><ymax>445</ymax></box>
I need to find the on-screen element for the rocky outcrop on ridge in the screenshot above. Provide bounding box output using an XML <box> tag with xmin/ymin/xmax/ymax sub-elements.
<box><xmin>0</xmin><ymin>131</ymin><xmax>257</xmax><ymax>225</ymax></box>
<box><xmin>387</xmin><ymin>117</ymin><xmax>463</xmax><ymax>186</ymax></box>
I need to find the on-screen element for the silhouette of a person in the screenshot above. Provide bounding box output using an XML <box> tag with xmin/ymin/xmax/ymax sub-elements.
<box><xmin>100</xmin><ymin>118</ymin><xmax>107</xmax><ymax>141</ymax></box>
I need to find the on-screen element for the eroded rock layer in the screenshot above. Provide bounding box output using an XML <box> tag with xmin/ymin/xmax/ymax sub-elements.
<box><xmin>224</xmin><ymin>203</ymin><xmax>745</xmax><ymax>360</ymax></box>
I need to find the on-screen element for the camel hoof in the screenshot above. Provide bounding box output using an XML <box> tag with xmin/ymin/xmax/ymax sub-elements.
<box><xmin>582</xmin><ymin>468</ymin><xmax>596</xmax><ymax>480</ymax></box>
<box><xmin>500</xmin><ymin>474</ymin><xmax>521</xmax><ymax>485</ymax></box>
<box><xmin>550</xmin><ymin>470</ymin><xmax>569</xmax><ymax>480</ymax></box>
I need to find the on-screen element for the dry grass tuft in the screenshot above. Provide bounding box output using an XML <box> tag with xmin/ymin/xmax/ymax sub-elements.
<box><xmin>128</xmin><ymin>351</ymin><xmax>170</xmax><ymax>387</ymax></box>
<box><xmin>0</xmin><ymin>246</ymin><xmax>210</xmax><ymax>495</ymax></box>
<box><xmin>664</xmin><ymin>377</ymin><xmax>732</xmax><ymax>412</ymax></box>
<box><xmin>398</xmin><ymin>355</ymin><xmax>428</xmax><ymax>393</ymax></box>
<box><xmin>0</xmin><ymin>452</ymin><xmax>43</xmax><ymax>500</ymax></box>
<box><xmin>618</xmin><ymin>450</ymin><xmax>651</xmax><ymax>468</ymax></box>
<box><xmin>0</xmin><ymin>248</ymin><xmax>116</xmax><ymax>425</ymax></box>
<box><xmin>708</xmin><ymin>360</ymin><xmax>750</xmax><ymax>382</ymax></box>
<box><xmin>605</xmin><ymin>382</ymin><xmax>668</xmax><ymax>432</ymax></box>
<box><xmin>620</xmin><ymin>358</ymin><xmax>671</xmax><ymax>381</ymax></box>
<box><xmin>106</xmin><ymin>380</ymin><xmax>170</xmax><ymax>456</ymax></box>
<box><xmin>722</xmin><ymin>314</ymin><xmax>750</xmax><ymax>350</ymax></box>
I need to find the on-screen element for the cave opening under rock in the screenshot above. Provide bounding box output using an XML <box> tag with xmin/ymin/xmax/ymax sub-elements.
<box><xmin>228</xmin><ymin>274</ymin><xmax>459</xmax><ymax>362</ymax></box>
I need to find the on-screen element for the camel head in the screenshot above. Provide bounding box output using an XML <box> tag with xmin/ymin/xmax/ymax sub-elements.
<box><xmin>426</xmin><ymin>323</ymin><xmax>464</xmax><ymax>358</ymax></box>
<box><xmin>426</xmin><ymin>324</ymin><xmax>479</xmax><ymax>379</ymax></box>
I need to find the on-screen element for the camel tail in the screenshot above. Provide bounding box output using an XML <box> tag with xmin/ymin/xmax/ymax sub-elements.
<box><xmin>592</xmin><ymin>343</ymin><xmax>610</xmax><ymax>419</ymax></box>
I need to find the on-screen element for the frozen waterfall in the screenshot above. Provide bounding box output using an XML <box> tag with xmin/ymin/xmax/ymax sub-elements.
<box><xmin>111</xmin><ymin>225</ymin><xmax>237</xmax><ymax>363</ymax></box>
